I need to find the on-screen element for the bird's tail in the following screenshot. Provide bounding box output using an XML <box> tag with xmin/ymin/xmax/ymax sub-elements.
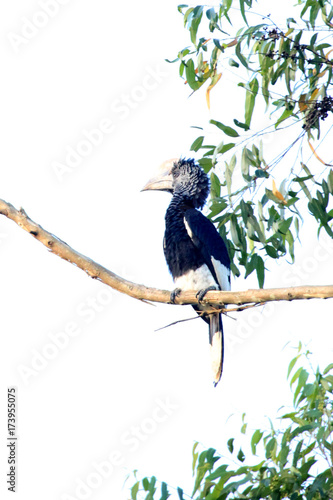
<box><xmin>209</xmin><ymin>313</ymin><xmax>224</xmax><ymax>387</ymax></box>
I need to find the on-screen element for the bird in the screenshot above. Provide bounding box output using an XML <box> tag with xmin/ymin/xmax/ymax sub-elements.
<box><xmin>142</xmin><ymin>158</ymin><xmax>231</xmax><ymax>386</ymax></box>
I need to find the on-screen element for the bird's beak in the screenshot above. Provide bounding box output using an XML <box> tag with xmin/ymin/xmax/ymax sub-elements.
<box><xmin>141</xmin><ymin>158</ymin><xmax>178</xmax><ymax>192</ymax></box>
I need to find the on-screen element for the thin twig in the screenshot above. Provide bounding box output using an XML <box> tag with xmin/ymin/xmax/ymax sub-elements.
<box><xmin>155</xmin><ymin>315</ymin><xmax>201</xmax><ymax>332</ymax></box>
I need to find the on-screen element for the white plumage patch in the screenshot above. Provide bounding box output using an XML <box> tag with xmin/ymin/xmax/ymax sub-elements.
<box><xmin>174</xmin><ymin>265</ymin><xmax>217</xmax><ymax>291</ymax></box>
<box><xmin>211</xmin><ymin>257</ymin><xmax>231</xmax><ymax>291</ymax></box>
<box><xmin>184</xmin><ymin>218</ymin><xmax>193</xmax><ymax>239</ymax></box>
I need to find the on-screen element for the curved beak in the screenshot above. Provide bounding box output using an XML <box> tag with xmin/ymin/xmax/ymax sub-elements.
<box><xmin>141</xmin><ymin>158</ymin><xmax>178</xmax><ymax>193</ymax></box>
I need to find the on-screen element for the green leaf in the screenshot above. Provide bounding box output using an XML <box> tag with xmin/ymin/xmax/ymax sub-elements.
<box><xmin>303</xmin><ymin>383</ymin><xmax>315</xmax><ymax>396</ymax></box>
<box><xmin>287</xmin><ymin>355</ymin><xmax>300</xmax><ymax>379</ymax></box>
<box><xmin>236</xmin><ymin>40</ymin><xmax>249</xmax><ymax>69</ymax></box>
<box><xmin>185</xmin><ymin>59</ymin><xmax>201</xmax><ymax>91</ymax></box>
<box><xmin>177</xmin><ymin>487</ymin><xmax>184</xmax><ymax>500</ymax></box>
<box><xmin>298</xmin><ymin>179</ymin><xmax>313</xmax><ymax>201</ymax></box>
<box><xmin>229</xmin><ymin>58</ymin><xmax>240</xmax><ymax>67</ymax></box>
<box><xmin>230</xmin><ymin>214</ymin><xmax>242</xmax><ymax>247</ymax></box>
<box><xmin>241</xmin><ymin>148</ymin><xmax>250</xmax><ymax>180</ymax></box>
<box><xmin>234</xmin><ymin>119</ymin><xmax>250</xmax><ymax>131</ymax></box>
<box><xmin>210</xmin><ymin>172</ymin><xmax>221</xmax><ymax>198</ymax></box>
<box><xmin>247</xmin><ymin>216</ymin><xmax>266</xmax><ymax>244</ymax></box>
<box><xmin>206</xmin><ymin>7</ymin><xmax>215</xmax><ymax>21</ymax></box>
<box><xmin>265</xmin><ymin>188</ymin><xmax>287</xmax><ymax>206</ymax></box>
<box><xmin>165</xmin><ymin>57</ymin><xmax>179</xmax><ymax>64</ymax></box>
<box><xmin>212</xmin><ymin>142</ymin><xmax>235</xmax><ymax>166</ymax></box>
<box><xmin>183</xmin><ymin>7</ymin><xmax>194</xmax><ymax>26</ymax></box>
<box><xmin>265</xmin><ymin>437</ymin><xmax>277</xmax><ymax>460</ymax></box>
<box><xmin>255</xmin><ymin>169</ymin><xmax>269</xmax><ymax>178</ymax></box>
<box><xmin>300</xmin><ymin>441</ymin><xmax>316</xmax><ymax>459</ymax></box>
<box><xmin>237</xmin><ymin>448</ymin><xmax>245</xmax><ymax>462</ymax></box>
<box><xmin>279</xmin><ymin>444</ymin><xmax>290</xmax><ymax>468</ymax></box>
<box><xmin>310</xmin><ymin>2</ymin><xmax>320</xmax><ymax>27</ymax></box>
<box><xmin>227</xmin><ymin>438</ymin><xmax>234</xmax><ymax>454</ymax></box>
<box><xmin>142</xmin><ymin>477</ymin><xmax>150</xmax><ymax>491</ymax></box>
<box><xmin>192</xmin><ymin>442</ymin><xmax>199</xmax><ymax>475</ymax></box>
<box><xmin>245</xmin><ymin>78</ymin><xmax>259</xmax><ymax>127</ymax></box>
<box><xmin>272</xmin><ymin>60</ymin><xmax>289</xmax><ymax>86</ymax></box>
<box><xmin>292</xmin><ymin>440</ymin><xmax>303</xmax><ymax>467</ymax></box>
<box><xmin>177</xmin><ymin>5</ymin><xmax>188</xmax><ymax>14</ymax></box>
<box><xmin>286</xmin><ymin>230</ymin><xmax>295</xmax><ymax>262</ymax></box>
<box><xmin>256</xmin><ymin>255</ymin><xmax>265</xmax><ymax>288</ymax></box>
<box><xmin>294</xmin><ymin>369</ymin><xmax>309</xmax><ymax>404</ymax></box>
<box><xmin>213</xmin><ymin>38</ymin><xmax>224</xmax><ymax>51</ymax></box>
<box><xmin>265</xmin><ymin>244</ymin><xmax>278</xmax><ymax>258</ymax></box>
<box><xmin>298</xmin><ymin>457</ymin><xmax>316</xmax><ymax>477</ymax></box>
<box><xmin>190</xmin><ymin>136</ymin><xmax>204</xmax><ymax>151</ymax></box>
<box><xmin>225</xmin><ymin>154</ymin><xmax>236</xmax><ymax>196</ymax></box>
<box><xmin>321</xmin><ymin>377</ymin><xmax>331</xmax><ymax>391</ymax></box>
<box><xmin>327</xmin><ymin>169</ymin><xmax>333</xmax><ymax>194</ymax></box>
<box><xmin>278</xmin><ymin>217</ymin><xmax>293</xmax><ymax>235</ymax></box>
<box><xmin>251</xmin><ymin>429</ymin><xmax>263</xmax><ymax>455</ymax></box>
<box><xmin>239</xmin><ymin>0</ymin><xmax>248</xmax><ymax>25</ymax></box>
<box><xmin>198</xmin><ymin>157</ymin><xmax>214</xmax><ymax>173</ymax></box>
<box><xmin>244</xmin><ymin>254</ymin><xmax>256</xmax><ymax>279</ymax></box>
<box><xmin>210</xmin><ymin>119</ymin><xmax>239</xmax><ymax>137</ymax></box>
<box><xmin>206</xmin><ymin>464</ymin><xmax>229</xmax><ymax>481</ymax></box>
<box><xmin>192</xmin><ymin>448</ymin><xmax>220</xmax><ymax>497</ymax></box>
<box><xmin>160</xmin><ymin>482</ymin><xmax>170</xmax><ymax>500</ymax></box>
<box><xmin>323</xmin><ymin>362</ymin><xmax>333</xmax><ymax>375</ymax></box>
<box><xmin>131</xmin><ymin>481</ymin><xmax>140</xmax><ymax>500</ymax></box>
<box><xmin>293</xmin><ymin>174</ymin><xmax>314</xmax><ymax>183</ymax></box>
<box><xmin>220</xmin><ymin>142</ymin><xmax>235</xmax><ymax>154</ymax></box>
<box><xmin>188</xmin><ymin>6</ymin><xmax>204</xmax><ymax>45</ymax></box>
<box><xmin>289</xmin><ymin>424</ymin><xmax>315</xmax><ymax>441</ymax></box>
<box><xmin>290</xmin><ymin>366</ymin><xmax>303</xmax><ymax>387</ymax></box>
<box><xmin>275</xmin><ymin>107</ymin><xmax>294</xmax><ymax>128</ymax></box>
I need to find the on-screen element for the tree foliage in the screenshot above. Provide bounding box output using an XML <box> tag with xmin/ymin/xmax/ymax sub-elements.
<box><xmin>168</xmin><ymin>0</ymin><xmax>333</xmax><ymax>287</ymax></box>
<box><xmin>125</xmin><ymin>4</ymin><xmax>333</xmax><ymax>496</ymax></box>
<box><xmin>127</xmin><ymin>347</ymin><xmax>333</xmax><ymax>499</ymax></box>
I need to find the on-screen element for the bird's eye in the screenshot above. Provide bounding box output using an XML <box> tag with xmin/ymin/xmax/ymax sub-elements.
<box><xmin>173</xmin><ymin>169</ymin><xmax>180</xmax><ymax>178</ymax></box>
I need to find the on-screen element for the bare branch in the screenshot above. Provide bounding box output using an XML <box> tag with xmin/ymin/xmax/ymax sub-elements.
<box><xmin>0</xmin><ymin>198</ymin><xmax>332</xmax><ymax>307</ymax></box>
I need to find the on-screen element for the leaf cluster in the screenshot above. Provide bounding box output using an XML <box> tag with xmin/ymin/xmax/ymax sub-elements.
<box><xmin>128</xmin><ymin>348</ymin><xmax>333</xmax><ymax>499</ymax></box>
<box><xmin>169</xmin><ymin>0</ymin><xmax>333</xmax><ymax>287</ymax></box>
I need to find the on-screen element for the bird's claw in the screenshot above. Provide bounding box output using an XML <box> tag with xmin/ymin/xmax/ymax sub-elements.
<box><xmin>170</xmin><ymin>288</ymin><xmax>182</xmax><ymax>304</ymax></box>
<box><xmin>196</xmin><ymin>286</ymin><xmax>217</xmax><ymax>304</ymax></box>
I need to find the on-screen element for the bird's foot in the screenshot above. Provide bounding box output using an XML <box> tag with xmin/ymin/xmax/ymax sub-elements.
<box><xmin>170</xmin><ymin>288</ymin><xmax>182</xmax><ymax>304</ymax></box>
<box><xmin>196</xmin><ymin>286</ymin><xmax>217</xmax><ymax>304</ymax></box>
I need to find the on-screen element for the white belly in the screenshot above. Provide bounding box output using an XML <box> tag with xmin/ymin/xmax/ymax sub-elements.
<box><xmin>174</xmin><ymin>264</ymin><xmax>217</xmax><ymax>291</ymax></box>
<box><xmin>174</xmin><ymin>260</ymin><xmax>230</xmax><ymax>292</ymax></box>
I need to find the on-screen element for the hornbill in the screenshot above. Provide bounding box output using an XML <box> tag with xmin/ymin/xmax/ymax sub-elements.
<box><xmin>142</xmin><ymin>158</ymin><xmax>231</xmax><ymax>386</ymax></box>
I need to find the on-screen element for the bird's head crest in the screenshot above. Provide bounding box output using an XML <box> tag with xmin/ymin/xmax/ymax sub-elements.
<box><xmin>171</xmin><ymin>158</ymin><xmax>210</xmax><ymax>208</ymax></box>
<box><xmin>142</xmin><ymin>157</ymin><xmax>210</xmax><ymax>209</ymax></box>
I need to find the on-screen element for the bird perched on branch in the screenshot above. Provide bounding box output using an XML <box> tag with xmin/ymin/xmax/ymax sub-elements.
<box><xmin>142</xmin><ymin>158</ymin><xmax>231</xmax><ymax>386</ymax></box>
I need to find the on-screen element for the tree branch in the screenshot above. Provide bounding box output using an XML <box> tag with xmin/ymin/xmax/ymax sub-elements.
<box><xmin>0</xmin><ymin>198</ymin><xmax>332</xmax><ymax>307</ymax></box>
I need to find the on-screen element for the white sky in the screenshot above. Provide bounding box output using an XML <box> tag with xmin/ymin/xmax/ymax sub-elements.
<box><xmin>0</xmin><ymin>1</ymin><xmax>332</xmax><ymax>499</ymax></box>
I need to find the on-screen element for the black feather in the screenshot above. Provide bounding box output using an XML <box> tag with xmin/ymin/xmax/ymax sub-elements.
<box><xmin>162</xmin><ymin>160</ymin><xmax>230</xmax><ymax>385</ymax></box>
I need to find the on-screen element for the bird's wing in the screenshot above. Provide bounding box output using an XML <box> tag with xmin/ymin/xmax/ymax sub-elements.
<box><xmin>184</xmin><ymin>209</ymin><xmax>231</xmax><ymax>291</ymax></box>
